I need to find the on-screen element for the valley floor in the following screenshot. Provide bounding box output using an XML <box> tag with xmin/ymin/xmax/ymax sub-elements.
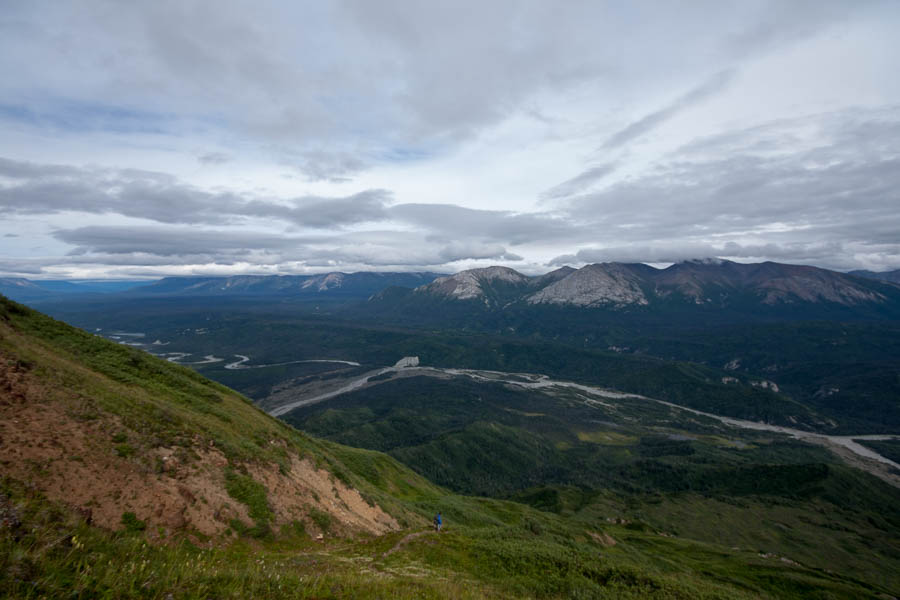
<box><xmin>263</xmin><ymin>361</ymin><xmax>900</xmax><ymax>487</ymax></box>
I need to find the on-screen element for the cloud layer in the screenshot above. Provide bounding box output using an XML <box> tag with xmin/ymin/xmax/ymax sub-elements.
<box><xmin>1</xmin><ymin>1</ymin><xmax>898</xmax><ymax>277</ymax></box>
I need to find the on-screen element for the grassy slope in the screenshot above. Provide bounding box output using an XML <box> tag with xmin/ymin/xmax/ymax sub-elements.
<box><xmin>1</xmin><ymin>295</ymin><xmax>896</xmax><ymax>599</ymax></box>
<box><xmin>286</xmin><ymin>375</ymin><xmax>900</xmax><ymax>593</ymax></box>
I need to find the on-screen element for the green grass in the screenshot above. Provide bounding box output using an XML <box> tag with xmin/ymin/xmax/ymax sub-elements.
<box><xmin>3</xmin><ymin>294</ymin><xmax>899</xmax><ymax>598</ymax></box>
<box><xmin>121</xmin><ymin>512</ymin><xmax>147</xmax><ymax>532</ymax></box>
<box><xmin>224</xmin><ymin>468</ymin><xmax>274</xmax><ymax>537</ymax></box>
<box><xmin>3</xmin><ymin>478</ymin><xmax>893</xmax><ymax>599</ymax></box>
<box><xmin>284</xmin><ymin>373</ymin><xmax>900</xmax><ymax>593</ymax></box>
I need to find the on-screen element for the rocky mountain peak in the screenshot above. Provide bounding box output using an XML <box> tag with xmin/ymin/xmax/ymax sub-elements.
<box><xmin>417</xmin><ymin>266</ymin><xmax>529</xmax><ymax>301</ymax></box>
<box><xmin>302</xmin><ymin>272</ymin><xmax>346</xmax><ymax>291</ymax></box>
<box><xmin>526</xmin><ymin>263</ymin><xmax>649</xmax><ymax>307</ymax></box>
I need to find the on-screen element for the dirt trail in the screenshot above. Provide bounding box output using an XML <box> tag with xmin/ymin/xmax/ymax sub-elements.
<box><xmin>381</xmin><ymin>530</ymin><xmax>437</xmax><ymax>558</ymax></box>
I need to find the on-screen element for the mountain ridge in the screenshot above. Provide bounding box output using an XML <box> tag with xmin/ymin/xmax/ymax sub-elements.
<box><xmin>405</xmin><ymin>259</ymin><xmax>899</xmax><ymax>310</ymax></box>
<box><xmin>129</xmin><ymin>271</ymin><xmax>445</xmax><ymax>298</ymax></box>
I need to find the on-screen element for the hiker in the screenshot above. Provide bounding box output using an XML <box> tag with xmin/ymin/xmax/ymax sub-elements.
<box><xmin>434</xmin><ymin>511</ymin><xmax>442</xmax><ymax>532</ymax></box>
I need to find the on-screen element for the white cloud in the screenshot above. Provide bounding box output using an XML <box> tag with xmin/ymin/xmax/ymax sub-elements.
<box><xmin>1</xmin><ymin>1</ymin><xmax>899</xmax><ymax>276</ymax></box>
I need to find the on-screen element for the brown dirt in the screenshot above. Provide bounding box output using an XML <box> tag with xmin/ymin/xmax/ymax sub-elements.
<box><xmin>587</xmin><ymin>531</ymin><xmax>617</xmax><ymax>547</ymax></box>
<box><xmin>0</xmin><ymin>352</ymin><xmax>398</xmax><ymax>542</ymax></box>
<box><xmin>251</xmin><ymin>456</ymin><xmax>398</xmax><ymax>537</ymax></box>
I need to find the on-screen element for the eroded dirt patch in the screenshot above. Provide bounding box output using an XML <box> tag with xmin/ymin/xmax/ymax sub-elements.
<box><xmin>0</xmin><ymin>351</ymin><xmax>399</xmax><ymax>542</ymax></box>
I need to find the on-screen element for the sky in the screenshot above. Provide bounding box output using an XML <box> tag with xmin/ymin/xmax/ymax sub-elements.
<box><xmin>1</xmin><ymin>0</ymin><xmax>899</xmax><ymax>279</ymax></box>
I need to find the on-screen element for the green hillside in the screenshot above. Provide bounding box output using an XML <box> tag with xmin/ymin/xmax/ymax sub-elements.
<box><xmin>286</xmin><ymin>374</ymin><xmax>900</xmax><ymax>593</ymax></box>
<box><xmin>2</xmin><ymin>295</ymin><xmax>898</xmax><ymax>598</ymax></box>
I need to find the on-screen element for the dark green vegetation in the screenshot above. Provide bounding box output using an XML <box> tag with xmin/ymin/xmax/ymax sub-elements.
<box><xmin>285</xmin><ymin>376</ymin><xmax>819</xmax><ymax>495</ymax></box>
<box><xmin>36</xmin><ymin>283</ymin><xmax>900</xmax><ymax>434</ymax></box>
<box><xmin>3</xmin><ymin>476</ymin><xmax>896</xmax><ymax>600</ymax></box>
<box><xmin>8</xmin><ymin>261</ymin><xmax>900</xmax><ymax>599</ymax></box>
<box><xmin>4</xmin><ymin>295</ymin><xmax>900</xmax><ymax>598</ymax></box>
<box><xmin>285</xmin><ymin>374</ymin><xmax>900</xmax><ymax>593</ymax></box>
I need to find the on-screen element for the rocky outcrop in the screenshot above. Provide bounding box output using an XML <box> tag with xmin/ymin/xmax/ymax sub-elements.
<box><xmin>302</xmin><ymin>272</ymin><xmax>345</xmax><ymax>291</ymax></box>
<box><xmin>394</xmin><ymin>356</ymin><xmax>420</xmax><ymax>368</ymax></box>
<box><xmin>526</xmin><ymin>263</ymin><xmax>648</xmax><ymax>307</ymax></box>
<box><xmin>417</xmin><ymin>266</ymin><xmax>530</xmax><ymax>303</ymax></box>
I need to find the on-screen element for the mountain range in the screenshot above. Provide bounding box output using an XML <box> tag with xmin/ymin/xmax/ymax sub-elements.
<box><xmin>4</xmin><ymin>262</ymin><xmax>899</xmax><ymax>315</ymax></box>
<box><xmin>0</xmin><ymin>272</ymin><xmax>444</xmax><ymax>304</ymax></box>
<box><xmin>408</xmin><ymin>260</ymin><xmax>899</xmax><ymax>310</ymax></box>
<box><xmin>850</xmin><ymin>268</ymin><xmax>900</xmax><ymax>284</ymax></box>
<box><xmin>0</xmin><ymin>277</ymin><xmax>152</xmax><ymax>301</ymax></box>
<box><xmin>133</xmin><ymin>271</ymin><xmax>443</xmax><ymax>297</ymax></box>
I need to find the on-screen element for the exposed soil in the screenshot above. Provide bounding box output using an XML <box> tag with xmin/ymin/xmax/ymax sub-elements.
<box><xmin>0</xmin><ymin>351</ymin><xmax>398</xmax><ymax>543</ymax></box>
<box><xmin>587</xmin><ymin>531</ymin><xmax>617</xmax><ymax>547</ymax></box>
<box><xmin>251</xmin><ymin>455</ymin><xmax>399</xmax><ymax>536</ymax></box>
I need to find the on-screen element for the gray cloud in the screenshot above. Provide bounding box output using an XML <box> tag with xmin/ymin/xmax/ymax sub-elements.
<box><xmin>549</xmin><ymin>241</ymin><xmax>852</xmax><ymax>268</ymax></box>
<box><xmin>0</xmin><ymin>157</ymin><xmax>390</xmax><ymax>228</ymax></box>
<box><xmin>558</xmin><ymin>107</ymin><xmax>900</xmax><ymax>270</ymax></box>
<box><xmin>0</xmin><ymin>1</ymin><xmax>853</xmax><ymax>180</ymax></box>
<box><xmin>292</xmin><ymin>151</ymin><xmax>369</xmax><ymax>183</ymax></box>
<box><xmin>45</xmin><ymin>224</ymin><xmax>524</xmax><ymax>274</ymax></box>
<box><xmin>389</xmin><ymin>203</ymin><xmax>579</xmax><ymax>245</ymax></box>
<box><xmin>197</xmin><ymin>152</ymin><xmax>231</xmax><ymax>165</ymax></box>
<box><xmin>539</xmin><ymin>163</ymin><xmax>617</xmax><ymax>201</ymax></box>
<box><xmin>54</xmin><ymin>226</ymin><xmax>305</xmax><ymax>257</ymax></box>
<box><xmin>0</xmin><ymin>258</ymin><xmax>45</xmax><ymax>275</ymax></box>
<box><xmin>1</xmin><ymin>2</ymin><xmax>897</xmax><ymax>276</ymax></box>
<box><xmin>601</xmin><ymin>69</ymin><xmax>735</xmax><ymax>150</ymax></box>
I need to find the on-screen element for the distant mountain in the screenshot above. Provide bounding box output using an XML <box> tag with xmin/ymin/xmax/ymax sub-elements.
<box><xmin>651</xmin><ymin>260</ymin><xmax>888</xmax><ymax>306</ymax></box>
<box><xmin>415</xmin><ymin>266</ymin><xmax>530</xmax><ymax>306</ymax></box>
<box><xmin>0</xmin><ymin>277</ymin><xmax>52</xmax><ymax>301</ymax></box>
<box><xmin>527</xmin><ymin>263</ymin><xmax>649</xmax><ymax>307</ymax></box>
<box><xmin>850</xmin><ymin>268</ymin><xmax>900</xmax><ymax>284</ymax></box>
<box><xmin>136</xmin><ymin>272</ymin><xmax>443</xmax><ymax>299</ymax></box>
<box><xmin>0</xmin><ymin>277</ymin><xmax>153</xmax><ymax>302</ymax></box>
<box><xmin>36</xmin><ymin>279</ymin><xmax>154</xmax><ymax>293</ymax></box>
<box><xmin>402</xmin><ymin>260</ymin><xmax>897</xmax><ymax>311</ymax></box>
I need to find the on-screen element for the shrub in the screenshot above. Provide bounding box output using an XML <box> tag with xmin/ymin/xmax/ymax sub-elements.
<box><xmin>121</xmin><ymin>512</ymin><xmax>146</xmax><ymax>532</ymax></box>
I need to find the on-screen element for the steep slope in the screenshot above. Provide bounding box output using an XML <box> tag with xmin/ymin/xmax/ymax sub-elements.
<box><xmin>0</xmin><ymin>295</ymin><xmax>404</xmax><ymax>540</ymax></box>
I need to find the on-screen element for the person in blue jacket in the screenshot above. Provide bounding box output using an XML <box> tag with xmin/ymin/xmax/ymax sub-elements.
<box><xmin>434</xmin><ymin>511</ymin><xmax>442</xmax><ymax>532</ymax></box>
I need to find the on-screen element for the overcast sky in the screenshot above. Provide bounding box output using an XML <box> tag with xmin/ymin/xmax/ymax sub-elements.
<box><xmin>1</xmin><ymin>0</ymin><xmax>899</xmax><ymax>279</ymax></box>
